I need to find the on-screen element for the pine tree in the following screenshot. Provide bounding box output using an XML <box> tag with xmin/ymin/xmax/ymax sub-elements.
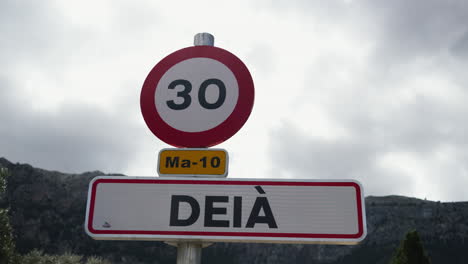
<box><xmin>0</xmin><ymin>168</ymin><xmax>18</xmax><ymax>264</ymax></box>
<box><xmin>390</xmin><ymin>230</ymin><xmax>431</xmax><ymax>264</ymax></box>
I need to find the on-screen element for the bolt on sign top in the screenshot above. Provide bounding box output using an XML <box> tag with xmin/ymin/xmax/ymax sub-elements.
<box><xmin>140</xmin><ymin>46</ymin><xmax>255</xmax><ymax>148</ymax></box>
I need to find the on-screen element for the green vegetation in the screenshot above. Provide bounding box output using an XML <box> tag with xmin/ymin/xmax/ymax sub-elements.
<box><xmin>390</xmin><ymin>230</ymin><xmax>431</xmax><ymax>264</ymax></box>
<box><xmin>1</xmin><ymin>167</ymin><xmax>110</xmax><ymax>264</ymax></box>
<box><xmin>0</xmin><ymin>168</ymin><xmax>18</xmax><ymax>264</ymax></box>
<box><xmin>21</xmin><ymin>250</ymin><xmax>111</xmax><ymax>264</ymax></box>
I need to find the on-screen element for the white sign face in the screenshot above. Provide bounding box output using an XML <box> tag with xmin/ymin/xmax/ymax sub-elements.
<box><xmin>85</xmin><ymin>177</ymin><xmax>366</xmax><ymax>244</ymax></box>
<box><xmin>155</xmin><ymin>58</ymin><xmax>239</xmax><ymax>132</ymax></box>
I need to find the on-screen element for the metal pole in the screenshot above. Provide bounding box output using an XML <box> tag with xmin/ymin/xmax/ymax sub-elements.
<box><xmin>176</xmin><ymin>242</ymin><xmax>203</xmax><ymax>264</ymax></box>
<box><xmin>174</xmin><ymin>32</ymin><xmax>215</xmax><ymax>264</ymax></box>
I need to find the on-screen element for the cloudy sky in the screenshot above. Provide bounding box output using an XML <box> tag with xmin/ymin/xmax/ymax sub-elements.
<box><xmin>2</xmin><ymin>0</ymin><xmax>468</xmax><ymax>201</ymax></box>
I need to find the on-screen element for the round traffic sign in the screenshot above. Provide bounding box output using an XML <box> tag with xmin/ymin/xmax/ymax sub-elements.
<box><xmin>140</xmin><ymin>46</ymin><xmax>254</xmax><ymax>147</ymax></box>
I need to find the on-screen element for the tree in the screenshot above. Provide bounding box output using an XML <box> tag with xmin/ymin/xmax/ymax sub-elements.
<box><xmin>0</xmin><ymin>168</ymin><xmax>18</xmax><ymax>264</ymax></box>
<box><xmin>21</xmin><ymin>250</ymin><xmax>111</xmax><ymax>264</ymax></box>
<box><xmin>390</xmin><ymin>230</ymin><xmax>431</xmax><ymax>264</ymax></box>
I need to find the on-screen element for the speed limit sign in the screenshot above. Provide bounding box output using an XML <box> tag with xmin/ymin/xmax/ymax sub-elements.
<box><xmin>140</xmin><ymin>46</ymin><xmax>254</xmax><ymax>147</ymax></box>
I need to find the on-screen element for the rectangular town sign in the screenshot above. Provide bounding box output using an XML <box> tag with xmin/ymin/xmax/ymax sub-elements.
<box><xmin>85</xmin><ymin>177</ymin><xmax>366</xmax><ymax>244</ymax></box>
<box><xmin>158</xmin><ymin>148</ymin><xmax>228</xmax><ymax>177</ymax></box>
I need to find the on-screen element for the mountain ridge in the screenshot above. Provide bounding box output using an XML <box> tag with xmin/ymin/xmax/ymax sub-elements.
<box><xmin>1</xmin><ymin>157</ymin><xmax>467</xmax><ymax>263</ymax></box>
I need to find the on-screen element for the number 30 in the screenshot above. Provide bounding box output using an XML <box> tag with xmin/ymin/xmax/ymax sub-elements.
<box><xmin>166</xmin><ymin>79</ymin><xmax>227</xmax><ymax>110</ymax></box>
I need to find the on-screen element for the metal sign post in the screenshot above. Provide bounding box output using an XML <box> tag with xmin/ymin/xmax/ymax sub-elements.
<box><xmin>85</xmin><ymin>32</ymin><xmax>367</xmax><ymax>264</ymax></box>
<box><xmin>140</xmin><ymin>31</ymin><xmax>254</xmax><ymax>263</ymax></box>
<box><xmin>176</xmin><ymin>242</ymin><xmax>202</xmax><ymax>264</ymax></box>
<box><xmin>177</xmin><ymin>32</ymin><xmax>213</xmax><ymax>264</ymax></box>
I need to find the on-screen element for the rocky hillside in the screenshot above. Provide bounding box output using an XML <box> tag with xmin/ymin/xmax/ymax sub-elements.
<box><xmin>1</xmin><ymin>157</ymin><xmax>467</xmax><ymax>264</ymax></box>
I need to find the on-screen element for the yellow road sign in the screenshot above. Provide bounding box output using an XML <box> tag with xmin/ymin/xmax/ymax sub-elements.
<box><xmin>158</xmin><ymin>148</ymin><xmax>228</xmax><ymax>177</ymax></box>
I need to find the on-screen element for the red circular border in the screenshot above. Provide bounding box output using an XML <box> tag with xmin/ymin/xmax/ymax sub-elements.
<box><xmin>140</xmin><ymin>46</ymin><xmax>254</xmax><ymax>148</ymax></box>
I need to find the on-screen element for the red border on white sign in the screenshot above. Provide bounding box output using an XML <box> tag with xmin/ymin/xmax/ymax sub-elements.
<box><xmin>85</xmin><ymin>177</ymin><xmax>366</xmax><ymax>244</ymax></box>
<box><xmin>140</xmin><ymin>46</ymin><xmax>254</xmax><ymax>148</ymax></box>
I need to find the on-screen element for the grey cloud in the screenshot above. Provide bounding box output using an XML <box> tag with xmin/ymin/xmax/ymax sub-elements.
<box><xmin>263</xmin><ymin>0</ymin><xmax>353</xmax><ymax>19</ymax></box>
<box><xmin>262</xmin><ymin>0</ymin><xmax>468</xmax><ymax>64</ymax></box>
<box><xmin>270</xmin><ymin>126</ymin><xmax>378</xmax><ymax>178</ymax></box>
<box><xmin>0</xmin><ymin>1</ymin><xmax>158</xmax><ymax>70</ymax></box>
<box><xmin>366</xmin><ymin>0</ymin><xmax>468</xmax><ymax>63</ymax></box>
<box><xmin>110</xmin><ymin>1</ymin><xmax>160</xmax><ymax>35</ymax></box>
<box><xmin>0</xmin><ymin>77</ymin><xmax>144</xmax><ymax>174</ymax></box>
<box><xmin>0</xmin><ymin>1</ymin><xmax>162</xmax><ymax>173</ymax></box>
<box><xmin>269</xmin><ymin>122</ymin><xmax>415</xmax><ymax>197</ymax></box>
<box><xmin>263</xmin><ymin>1</ymin><xmax>468</xmax><ymax>200</ymax></box>
<box><xmin>0</xmin><ymin>1</ymin><xmax>87</xmax><ymax>66</ymax></box>
<box><xmin>381</xmin><ymin>97</ymin><xmax>468</xmax><ymax>151</ymax></box>
<box><xmin>337</xmin><ymin>95</ymin><xmax>468</xmax><ymax>154</ymax></box>
<box><xmin>451</xmin><ymin>30</ymin><xmax>468</xmax><ymax>59</ymax></box>
<box><xmin>246</xmin><ymin>44</ymin><xmax>275</xmax><ymax>76</ymax></box>
<box><xmin>269</xmin><ymin>93</ymin><xmax>468</xmax><ymax>200</ymax></box>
